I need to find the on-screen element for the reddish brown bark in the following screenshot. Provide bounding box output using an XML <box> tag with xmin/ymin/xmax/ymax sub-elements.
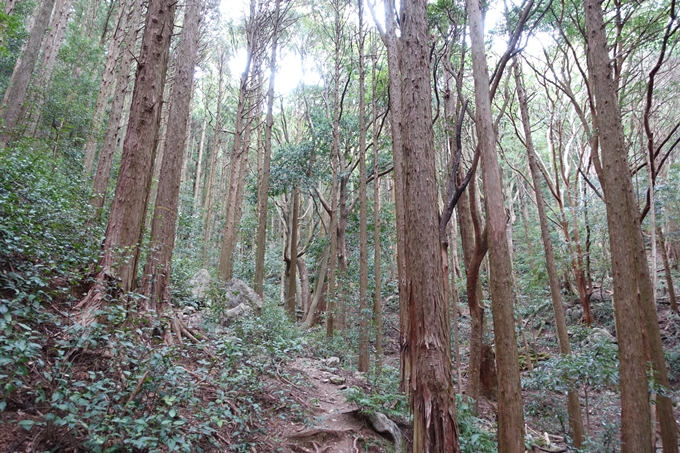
<box><xmin>254</xmin><ymin>0</ymin><xmax>282</xmax><ymax>298</ymax></box>
<box><xmin>78</xmin><ymin>0</ymin><xmax>176</xmax><ymax>318</ymax></box>
<box><xmin>401</xmin><ymin>0</ymin><xmax>460</xmax><ymax>450</ymax></box>
<box><xmin>357</xmin><ymin>0</ymin><xmax>369</xmax><ymax>373</ymax></box>
<box><xmin>141</xmin><ymin>0</ymin><xmax>202</xmax><ymax>309</ymax></box>
<box><xmin>90</xmin><ymin>0</ymin><xmax>144</xmax><ymax>213</ymax></box>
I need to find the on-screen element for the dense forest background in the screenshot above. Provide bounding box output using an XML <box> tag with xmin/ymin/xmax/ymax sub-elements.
<box><xmin>2</xmin><ymin>0</ymin><xmax>680</xmax><ymax>451</ymax></box>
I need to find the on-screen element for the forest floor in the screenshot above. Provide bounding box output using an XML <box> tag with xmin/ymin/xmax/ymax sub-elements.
<box><xmin>2</xmin><ymin>286</ymin><xmax>680</xmax><ymax>452</ymax></box>
<box><xmin>255</xmin><ymin>357</ymin><xmax>404</xmax><ymax>453</ymax></box>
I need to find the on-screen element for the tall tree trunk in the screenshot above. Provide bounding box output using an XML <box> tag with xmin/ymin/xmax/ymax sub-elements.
<box><xmin>357</xmin><ymin>0</ymin><xmax>369</xmax><ymax>373</ymax></box>
<box><xmin>105</xmin><ymin>0</ymin><xmax>175</xmax><ymax>293</ymax></box>
<box><xmin>285</xmin><ymin>189</ymin><xmax>299</xmax><ymax>319</ymax></box>
<box><xmin>326</xmin><ymin>0</ymin><xmax>342</xmax><ymax>338</ymax></box>
<box><xmin>371</xmin><ymin>46</ymin><xmax>383</xmax><ymax>371</ymax></box>
<box><xmin>298</xmin><ymin>258</ymin><xmax>310</xmax><ymax>318</ymax></box>
<box><xmin>658</xmin><ymin>227</ymin><xmax>678</xmax><ymax>313</ymax></box>
<box><xmin>458</xmin><ymin>174</ymin><xmax>487</xmax><ymax>409</ymax></box>
<box><xmin>23</xmin><ymin>0</ymin><xmax>73</xmax><ymax>136</ymax></box>
<box><xmin>0</xmin><ymin>0</ymin><xmax>56</xmax><ymax>145</ymax></box>
<box><xmin>584</xmin><ymin>1</ymin><xmax>676</xmax><ymax>451</ymax></box>
<box><xmin>201</xmin><ymin>56</ymin><xmax>226</xmax><ymax>266</ymax></box>
<box><xmin>519</xmin><ymin>188</ymin><xmax>535</xmax><ymax>272</ymax></box>
<box><xmin>141</xmin><ymin>0</ymin><xmax>202</xmax><ymax>310</ymax></box>
<box><xmin>83</xmin><ymin>0</ymin><xmax>130</xmax><ymax>176</ymax></box>
<box><xmin>370</xmin><ymin>0</ymin><xmax>408</xmax><ymax>390</ymax></box>
<box><xmin>179</xmin><ymin>112</ymin><xmax>193</xmax><ymax>190</ymax></box>
<box><xmin>468</xmin><ymin>0</ymin><xmax>524</xmax><ymax>450</ymax></box>
<box><xmin>79</xmin><ymin>0</ymin><xmax>176</xmax><ymax>315</ymax></box>
<box><xmin>514</xmin><ymin>61</ymin><xmax>584</xmax><ymax>448</ymax></box>
<box><xmin>90</xmin><ymin>0</ymin><xmax>144</xmax><ymax>214</ymax></box>
<box><xmin>218</xmin><ymin>0</ymin><xmax>262</xmax><ymax>282</ymax></box>
<box><xmin>400</xmin><ymin>0</ymin><xmax>460</xmax><ymax>450</ymax></box>
<box><xmin>335</xmin><ymin>172</ymin><xmax>350</xmax><ymax>332</ymax></box>
<box><xmin>192</xmin><ymin>111</ymin><xmax>208</xmax><ymax>212</ymax></box>
<box><xmin>254</xmin><ymin>0</ymin><xmax>281</xmax><ymax>297</ymax></box>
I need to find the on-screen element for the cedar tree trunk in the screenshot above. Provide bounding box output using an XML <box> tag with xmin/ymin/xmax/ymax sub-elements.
<box><xmin>141</xmin><ymin>0</ymin><xmax>202</xmax><ymax>309</ymax></box>
<box><xmin>400</xmin><ymin>0</ymin><xmax>460</xmax><ymax>450</ymax></box>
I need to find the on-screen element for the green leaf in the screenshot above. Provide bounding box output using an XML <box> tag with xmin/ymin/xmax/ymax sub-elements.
<box><xmin>18</xmin><ymin>419</ymin><xmax>34</xmax><ymax>431</ymax></box>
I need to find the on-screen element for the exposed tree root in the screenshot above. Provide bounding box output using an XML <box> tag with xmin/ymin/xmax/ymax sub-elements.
<box><xmin>74</xmin><ymin>271</ymin><xmax>118</xmax><ymax>325</ymax></box>
<box><xmin>287</xmin><ymin>428</ymin><xmax>352</xmax><ymax>439</ymax></box>
<box><xmin>75</xmin><ymin>274</ymin><xmax>212</xmax><ymax>355</ymax></box>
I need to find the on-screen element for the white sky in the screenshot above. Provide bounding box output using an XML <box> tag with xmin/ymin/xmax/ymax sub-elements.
<box><xmin>220</xmin><ymin>0</ymin><xmax>547</xmax><ymax>94</ymax></box>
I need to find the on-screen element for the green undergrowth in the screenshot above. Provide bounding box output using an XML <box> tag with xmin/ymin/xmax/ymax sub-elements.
<box><xmin>0</xmin><ymin>294</ymin><xmax>311</xmax><ymax>452</ymax></box>
<box><xmin>0</xmin><ymin>292</ymin><xmax>316</xmax><ymax>452</ymax></box>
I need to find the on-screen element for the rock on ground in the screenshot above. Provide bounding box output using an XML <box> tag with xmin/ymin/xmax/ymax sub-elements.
<box><xmin>188</xmin><ymin>269</ymin><xmax>211</xmax><ymax>300</ymax></box>
<box><xmin>224</xmin><ymin>278</ymin><xmax>263</xmax><ymax>310</ymax></box>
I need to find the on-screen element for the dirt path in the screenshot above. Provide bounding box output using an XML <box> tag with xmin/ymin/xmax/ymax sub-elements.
<box><xmin>261</xmin><ymin>357</ymin><xmax>397</xmax><ymax>453</ymax></box>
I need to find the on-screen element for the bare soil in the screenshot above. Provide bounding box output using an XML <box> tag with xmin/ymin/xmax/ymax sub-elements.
<box><xmin>256</xmin><ymin>357</ymin><xmax>401</xmax><ymax>453</ymax></box>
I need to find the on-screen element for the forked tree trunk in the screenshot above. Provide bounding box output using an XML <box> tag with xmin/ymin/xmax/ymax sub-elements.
<box><xmin>514</xmin><ymin>61</ymin><xmax>584</xmax><ymax>448</ymax></box>
<box><xmin>141</xmin><ymin>0</ymin><xmax>202</xmax><ymax>310</ymax></box>
<box><xmin>301</xmin><ymin>244</ymin><xmax>329</xmax><ymax>328</ymax></box>
<box><xmin>0</xmin><ymin>0</ymin><xmax>56</xmax><ymax>145</ymax></box>
<box><xmin>584</xmin><ymin>1</ymin><xmax>675</xmax><ymax>451</ymax></box>
<box><xmin>400</xmin><ymin>0</ymin><xmax>460</xmax><ymax>450</ymax></box>
<box><xmin>468</xmin><ymin>0</ymin><xmax>524</xmax><ymax>450</ymax></box>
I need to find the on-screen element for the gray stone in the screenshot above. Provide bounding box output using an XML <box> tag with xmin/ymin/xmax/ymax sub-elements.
<box><xmin>325</xmin><ymin>356</ymin><xmax>340</xmax><ymax>366</ymax></box>
<box><xmin>225</xmin><ymin>278</ymin><xmax>263</xmax><ymax>310</ymax></box>
<box><xmin>329</xmin><ymin>375</ymin><xmax>345</xmax><ymax>385</ymax></box>
<box><xmin>582</xmin><ymin>327</ymin><xmax>616</xmax><ymax>347</ymax></box>
<box><xmin>188</xmin><ymin>269</ymin><xmax>211</xmax><ymax>300</ymax></box>
<box><xmin>366</xmin><ymin>412</ymin><xmax>403</xmax><ymax>452</ymax></box>
<box><xmin>220</xmin><ymin>303</ymin><xmax>253</xmax><ymax>326</ymax></box>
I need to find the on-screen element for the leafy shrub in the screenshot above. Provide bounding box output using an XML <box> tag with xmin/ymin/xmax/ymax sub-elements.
<box><xmin>523</xmin><ymin>330</ymin><xmax>619</xmax><ymax>393</ymax></box>
<box><xmin>1</xmin><ymin>292</ymin><xmax>310</xmax><ymax>452</ymax></box>
<box><xmin>230</xmin><ymin>301</ymin><xmax>307</xmax><ymax>359</ymax></box>
<box><xmin>0</xmin><ymin>144</ymin><xmax>100</xmax><ymax>300</ymax></box>
<box><xmin>344</xmin><ymin>365</ymin><xmax>409</xmax><ymax>422</ymax></box>
<box><xmin>456</xmin><ymin>395</ymin><xmax>497</xmax><ymax>453</ymax></box>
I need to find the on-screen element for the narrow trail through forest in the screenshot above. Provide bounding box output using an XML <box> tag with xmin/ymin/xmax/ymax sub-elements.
<box><xmin>264</xmin><ymin>357</ymin><xmax>400</xmax><ymax>453</ymax></box>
